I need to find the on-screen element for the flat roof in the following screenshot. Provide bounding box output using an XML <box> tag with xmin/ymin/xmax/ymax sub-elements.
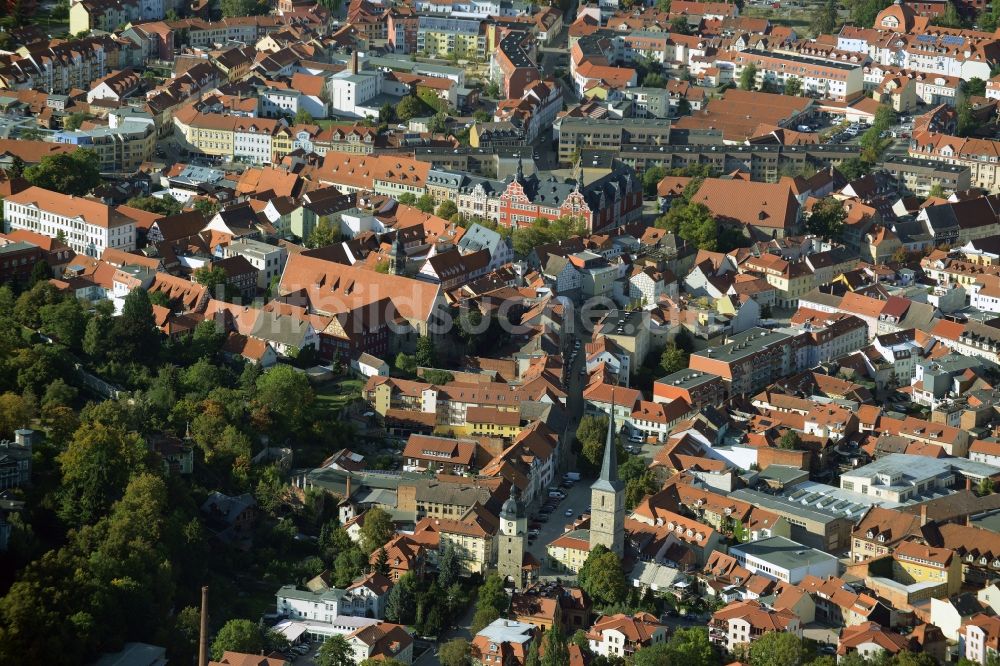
<box><xmin>655</xmin><ymin>369</ymin><xmax>721</xmax><ymax>390</ymax></box>
<box><xmin>731</xmin><ymin>535</ymin><xmax>839</xmax><ymax>570</ymax></box>
<box><xmin>692</xmin><ymin>327</ymin><xmax>791</xmax><ymax>363</ymax></box>
<box><xmin>730</xmin><ymin>488</ymin><xmax>847</xmax><ymax>525</ymax></box>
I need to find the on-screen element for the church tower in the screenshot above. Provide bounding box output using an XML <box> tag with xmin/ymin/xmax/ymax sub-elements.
<box><xmin>497</xmin><ymin>486</ymin><xmax>527</xmax><ymax>588</ymax></box>
<box><xmin>589</xmin><ymin>397</ymin><xmax>625</xmax><ymax>557</ymax></box>
<box><xmin>388</xmin><ymin>232</ymin><xmax>405</xmax><ymax>276</ymax></box>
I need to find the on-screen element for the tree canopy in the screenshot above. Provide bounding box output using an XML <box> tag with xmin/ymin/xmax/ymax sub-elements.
<box><xmin>24</xmin><ymin>150</ymin><xmax>102</xmax><ymax>196</ymax></box>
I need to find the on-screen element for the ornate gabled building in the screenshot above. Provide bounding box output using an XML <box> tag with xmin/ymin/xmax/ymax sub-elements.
<box><xmin>496</xmin><ymin>159</ymin><xmax>642</xmax><ymax>233</ymax></box>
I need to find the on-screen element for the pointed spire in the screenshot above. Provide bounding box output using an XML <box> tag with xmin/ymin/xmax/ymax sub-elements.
<box><xmin>593</xmin><ymin>389</ymin><xmax>624</xmax><ymax>492</ymax></box>
<box><xmin>516</xmin><ymin>156</ymin><xmax>524</xmax><ymax>183</ymax></box>
<box><xmin>574</xmin><ymin>157</ymin><xmax>584</xmax><ymax>192</ymax></box>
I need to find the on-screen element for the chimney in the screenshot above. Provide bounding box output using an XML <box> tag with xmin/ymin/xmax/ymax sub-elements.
<box><xmin>198</xmin><ymin>586</ymin><xmax>209</xmax><ymax>666</ymax></box>
<box><xmin>967</xmin><ymin>477</ymin><xmax>973</xmax><ymax>491</ymax></box>
<box><xmin>351</xmin><ymin>51</ymin><xmax>359</xmax><ymax>76</ymax></box>
<box><xmin>346</xmin><ymin>472</ymin><xmax>352</xmax><ymax>500</ymax></box>
<box><xmin>920</xmin><ymin>503</ymin><xmax>928</xmax><ymax>527</ymax></box>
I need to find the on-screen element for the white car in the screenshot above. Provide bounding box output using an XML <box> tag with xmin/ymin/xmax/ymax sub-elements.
<box><xmin>564</xmin><ymin>508</ymin><xmax>574</xmax><ymax>517</ymax></box>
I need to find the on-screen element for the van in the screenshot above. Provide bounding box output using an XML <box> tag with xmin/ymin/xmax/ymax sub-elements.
<box><xmin>796</xmin><ymin>125</ymin><xmax>813</xmax><ymax>132</ymax></box>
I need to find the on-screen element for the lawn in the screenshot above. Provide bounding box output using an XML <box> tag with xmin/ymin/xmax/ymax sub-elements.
<box><xmin>314</xmin><ymin>377</ymin><xmax>363</xmax><ymax>418</ymax></box>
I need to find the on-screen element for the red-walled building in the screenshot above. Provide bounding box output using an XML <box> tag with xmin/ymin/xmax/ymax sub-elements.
<box><xmin>497</xmin><ymin>160</ymin><xmax>642</xmax><ymax>233</ymax></box>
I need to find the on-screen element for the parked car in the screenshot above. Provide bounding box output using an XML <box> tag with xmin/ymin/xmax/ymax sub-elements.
<box><xmin>564</xmin><ymin>508</ymin><xmax>574</xmax><ymax>516</ymax></box>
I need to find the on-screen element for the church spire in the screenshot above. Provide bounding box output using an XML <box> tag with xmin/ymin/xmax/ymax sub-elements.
<box><xmin>593</xmin><ymin>391</ymin><xmax>623</xmax><ymax>492</ymax></box>
<box><xmin>574</xmin><ymin>157</ymin><xmax>584</xmax><ymax>191</ymax></box>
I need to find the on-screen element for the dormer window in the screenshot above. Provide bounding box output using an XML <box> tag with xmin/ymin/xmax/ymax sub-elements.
<box><xmin>878</xmin><ymin>534</ymin><xmax>886</xmax><ymax>542</ymax></box>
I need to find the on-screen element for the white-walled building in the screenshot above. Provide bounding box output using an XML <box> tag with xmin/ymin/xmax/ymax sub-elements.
<box><xmin>4</xmin><ymin>186</ymin><xmax>136</xmax><ymax>257</ymax></box>
<box><xmin>729</xmin><ymin>536</ymin><xmax>839</xmax><ymax>584</ymax></box>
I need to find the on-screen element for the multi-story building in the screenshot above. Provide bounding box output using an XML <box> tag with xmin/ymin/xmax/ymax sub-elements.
<box><xmin>276</xmin><ymin>572</ymin><xmax>392</xmax><ymax>622</ymax></box>
<box><xmin>221</xmin><ymin>237</ymin><xmax>287</xmax><ymax>289</ymax></box>
<box><xmin>709</xmin><ymin>600</ymin><xmax>801</xmax><ymax>654</ymax></box>
<box><xmin>729</xmin><ymin>489</ymin><xmax>854</xmax><ymax>553</ymax></box>
<box><xmin>496</xmin><ymin>160</ymin><xmax>642</xmax><ymax>233</ymax></box>
<box><xmin>587</xmin><ymin>613</ymin><xmax>667</xmax><ymax>659</ymax></box>
<box><xmin>52</xmin><ymin>120</ymin><xmax>156</xmax><ymax>173</ymax></box>
<box><xmin>881</xmin><ymin>155</ymin><xmax>971</xmax><ymax>197</ymax></box>
<box><xmin>688</xmin><ymin>327</ymin><xmax>797</xmax><ymax>396</ymax></box>
<box><xmin>417</xmin><ymin>17</ymin><xmax>486</xmax><ymax>60</ymax></box>
<box><xmin>70</xmin><ymin>0</ymin><xmax>143</xmax><ymax>38</ymax></box>
<box><xmin>729</xmin><ymin>49</ymin><xmax>864</xmax><ymax>101</ymax></box>
<box><xmin>652</xmin><ymin>370</ymin><xmax>726</xmax><ymax>409</ymax></box>
<box><xmin>892</xmin><ymin>541</ymin><xmax>962</xmax><ymax>597</ymax></box>
<box><xmin>556</xmin><ymin>117</ymin><xmax>672</xmax><ymax>165</ymax></box>
<box><xmin>4</xmin><ymin>187</ymin><xmax>136</xmax><ymax>257</ymax></box>
<box><xmin>840</xmin><ymin>454</ymin><xmax>989</xmax><ymax>503</ymax></box>
<box><xmin>416</xmin><ymin>503</ymin><xmax>498</xmax><ymax>575</ymax></box>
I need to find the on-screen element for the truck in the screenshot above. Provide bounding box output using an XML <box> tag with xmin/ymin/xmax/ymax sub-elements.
<box><xmin>563</xmin><ymin>472</ymin><xmax>581</xmax><ymax>482</ymax></box>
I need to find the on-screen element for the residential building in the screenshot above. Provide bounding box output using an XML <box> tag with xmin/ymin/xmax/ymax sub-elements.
<box><xmin>709</xmin><ymin>599</ymin><xmax>802</xmax><ymax>654</ymax></box>
<box><xmin>587</xmin><ymin>613</ymin><xmax>667</xmax><ymax>659</ymax></box>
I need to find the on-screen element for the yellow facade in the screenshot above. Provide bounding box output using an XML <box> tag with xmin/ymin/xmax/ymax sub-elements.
<box><xmin>440</xmin><ymin>531</ymin><xmax>493</xmax><ymax>575</ymax></box>
<box><xmin>546</xmin><ymin>543</ymin><xmax>589</xmax><ymax>574</ymax></box>
<box><xmin>892</xmin><ymin>555</ymin><xmax>961</xmax><ymax>596</ymax></box>
<box><xmin>421</xmin><ymin>31</ymin><xmax>482</xmax><ymax>59</ymax></box>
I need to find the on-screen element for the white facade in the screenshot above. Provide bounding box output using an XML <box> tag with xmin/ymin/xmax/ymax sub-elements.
<box><xmin>729</xmin><ymin>537</ymin><xmax>839</xmax><ymax>584</ymax></box>
<box><xmin>329</xmin><ymin>71</ymin><xmax>381</xmax><ymax>119</ymax></box>
<box><xmin>233</xmin><ymin>126</ymin><xmax>274</xmax><ymax>165</ymax></box>
<box><xmin>4</xmin><ymin>192</ymin><xmax>136</xmax><ymax>257</ymax></box>
<box><xmin>222</xmin><ymin>238</ymin><xmax>287</xmax><ymax>288</ymax></box>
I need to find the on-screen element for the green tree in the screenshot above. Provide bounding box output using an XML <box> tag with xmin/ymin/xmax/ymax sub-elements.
<box><xmin>660</xmin><ymin>344</ymin><xmax>688</xmax><ymax>375</ymax></box>
<box><xmin>980</xmin><ymin>476</ymin><xmax>995</xmax><ymax>495</ymax></box>
<box><xmin>415</xmin><ymin>335</ymin><xmax>437</xmax><ymax>367</ymax></box>
<box><xmin>785</xmin><ymin>76</ymin><xmax>803</xmax><ymax>96</ymax></box>
<box><xmin>642</xmin><ymin>166</ymin><xmax>667</xmax><ymax>197</ymax></box>
<box><xmin>194</xmin><ymin>198</ymin><xmax>220</xmax><ymax>217</ymax></box>
<box><xmin>58</xmin><ymin>422</ymin><xmax>148</xmax><ymax>525</ymax></box>
<box><xmin>525</xmin><ymin>637</ymin><xmax>542</xmax><ymax>666</ymax></box>
<box><xmin>126</xmin><ymin>195</ymin><xmax>182</xmax><ymax>216</ymax></box>
<box><xmin>436</xmin><ymin>199</ymin><xmax>458</xmax><ymax>219</ymax></box>
<box><xmin>540</xmin><ymin>625</ymin><xmax>569</xmax><ymax>666</ymax></box>
<box><xmin>471</xmin><ymin>573</ymin><xmax>509</xmax><ymax>633</ymax></box>
<box><xmin>308</xmin><ymin>216</ymin><xmax>340</xmax><ymax>248</ymax></box>
<box><xmin>655</xmin><ymin>201</ymin><xmax>718</xmax><ymax>250</ymax></box>
<box><xmin>395</xmin><ymin>352</ymin><xmax>417</xmax><ymax>375</ymax></box>
<box><xmin>23</xmin><ymin>149</ymin><xmax>102</xmax><ymax>196</ymax></box>
<box><xmin>965</xmin><ymin>77</ymin><xmax>987</xmax><ymax>98</ymax></box>
<box><xmin>439</xmin><ymin>639</ymin><xmax>471</xmax><ymax>666</ymax></box>
<box><xmin>928</xmin><ymin>182</ymin><xmax>946</xmax><ymax>199</ymax></box>
<box><xmin>415</xmin><ymin>194</ymin><xmax>436</xmax><ymax>213</ymax></box>
<box><xmin>62</xmin><ymin>111</ymin><xmax>88</xmax><ymax>131</ymax></box>
<box><xmin>577</xmin><ymin>414</ymin><xmax>609</xmax><ymax>473</ymax></box>
<box><xmin>779</xmin><ymin>430</ymin><xmax>802</xmax><ymax>450</ymax></box>
<box><xmin>807</xmin><ymin>197</ymin><xmax>847</xmax><ymax>240</ymax></box>
<box><xmin>838</xmin><ymin>157</ymin><xmax>870</xmax><ymax>181</ymax></box>
<box><xmin>740</xmin><ymin>63</ymin><xmax>758</xmax><ymax>90</ymax></box>
<box><xmin>316</xmin><ymin>634</ymin><xmax>354</xmax><ymax>666</ymax></box>
<box><xmin>397</xmin><ymin>193</ymin><xmax>417</xmax><ymax>205</ymax></box>
<box><xmin>385</xmin><ymin>573</ymin><xmax>416</xmax><ymax>624</ymax></box>
<box><xmin>891</xmin><ymin>652</ymin><xmax>938</xmax><ymax>666</ymax></box>
<box><xmin>931</xmin><ymin>0</ymin><xmax>964</xmax><ymax>26</ymax></box>
<box><xmin>396</xmin><ymin>96</ymin><xmax>426</xmax><ymax>121</ymax></box>
<box><xmin>39</xmin><ymin>297</ymin><xmax>86</xmax><ymax>350</ymax></box>
<box><xmin>113</xmin><ymin>287</ymin><xmax>159</xmax><ymax>361</ymax></box>
<box><xmin>359</xmin><ymin>506</ymin><xmax>395</xmax><ymax>553</ymax></box>
<box><xmin>0</xmin><ymin>392</ymin><xmax>32</xmax><ymax>439</ymax></box>
<box><xmin>210</xmin><ymin>619</ymin><xmax>265</xmax><ymax>660</ymax></box>
<box><xmin>749</xmin><ymin>630</ymin><xmax>805</xmax><ymax>666</ymax></box>
<box><xmin>438</xmin><ymin>542</ymin><xmax>461</xmax><ymax>589</ymax></box>
<box><xmin>28</xmin><ymin>259</ymin><xmax>52</xmax><ymax>287</ymax></box>
<box><xmin>294</xmin><ymin>109</ymin><xmax>315</xmax><ymax>125</ymax></box>
<box><xmin>812</xmin><ymin>0</ymin><xmax>837</xmax><ymax>35</ymax></box>
<box><xmin>625</xmin><ymin>470</ymin><xmax>659</xmax><ymax>510</ymax></box>
<box><xmin>957</xmin><ymin>99</ymin><xmax>978</xmax><ymax>137</ymax></box>
<box><xmin>255</xmin><ymin>364</ymin><xmax>315</xmax><ymax>433</ymax></box>
<box><xmin>220</xmin><ymin>0</ymin><xmax>267</xmax><ymax>15</ymax></box>
<box><xmin>578</xmin><ymin>545</ymin><xmax>627</xmax><ymax>606</ymax></box>
<box><xmin>664</xmin><ymin>627</ymin><xmax>717</xmax><ymax>666</ymax></box>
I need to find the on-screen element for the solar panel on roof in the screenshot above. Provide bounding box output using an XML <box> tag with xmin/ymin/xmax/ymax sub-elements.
<box><xmin>942</xmin><ymin>35</ymin><xmax>964</xmax><ymax>45</ymax></box>
<box><xmin>789</xmin><ymin>489</ymin><xmax>806</xmax><ymax>499</ymax></box>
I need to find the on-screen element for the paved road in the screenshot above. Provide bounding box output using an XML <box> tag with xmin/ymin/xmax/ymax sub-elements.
<box><xmin>525</xmin><ymin>478</ymin><xmax>595</xmax><ymax>580</ymax></box>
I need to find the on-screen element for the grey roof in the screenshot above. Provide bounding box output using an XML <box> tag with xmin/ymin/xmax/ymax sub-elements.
<box><xmin>692</xmin><ymin>327</ymin><xmax>792</xmax><ymax>364</ymax></box>
<box><xmin>456</xmin><ymin>223</ymin><xmax>503</xmax><ymax>254</ymax></box>
<box><xmin>592</xmin><ymin>389</ymin><xmax>623</xmax><ymax>493</ymax></box>
<box><xmin>757</xmin><ymin>465</ymin><xmax>810</xmax><ymax>485</ymax></box>
<box><xmin>477</xmin><ymin>619</ymin><xmax>534</xmax><ymax>644</ymax></box>
<box><xmin>730</xmin><ymin>488</ymin><xmax>849</xmax><ymax>525</ymax></box>
<box><xmin>731</xmin><ymin>535</ymin><xmax>839</xmax><ymax>570</ymax></box>
<box><xmin>655</xmin><ymin>369</ymin><xmax>721</xmax><ymax>391</ymax></box>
